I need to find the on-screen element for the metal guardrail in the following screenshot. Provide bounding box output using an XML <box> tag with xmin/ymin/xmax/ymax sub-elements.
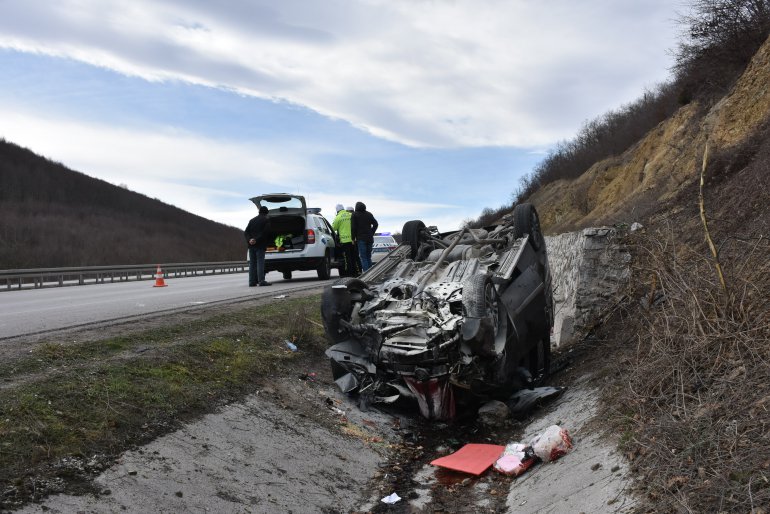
<box><xmin>0</xmin><ymin>262</ymin><xmax>249</xmax><ymax>291</ymax></box>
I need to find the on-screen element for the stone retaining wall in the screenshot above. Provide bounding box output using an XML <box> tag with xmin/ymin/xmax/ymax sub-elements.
<box><xmin>546</xmin><ymin>227</ymin><xmax>631</xmax><ymax>347</ymax></box>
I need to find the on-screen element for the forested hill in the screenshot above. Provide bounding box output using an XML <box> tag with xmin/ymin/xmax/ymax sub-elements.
<box><xmin>0</xmin><ymin>139</ymin><xmax>245</xmax><ymax>268</ymax></box>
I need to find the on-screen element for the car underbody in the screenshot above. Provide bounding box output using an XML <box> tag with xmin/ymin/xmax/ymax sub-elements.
<box><xmin>321</xmin><ymin>203</ymin><xmax>554</xmax><ymax>420</ymax></box>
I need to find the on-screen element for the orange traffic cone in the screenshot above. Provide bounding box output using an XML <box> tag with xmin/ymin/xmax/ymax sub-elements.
<box><xmin>153</xmin><ymin>264</ymin><xmax>168</xmax><ymax>287</ymax></box>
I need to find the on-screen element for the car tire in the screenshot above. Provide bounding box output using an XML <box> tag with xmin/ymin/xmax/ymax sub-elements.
<box><xmin>462</xmin><ymin>274</ymin><xmax>506</xmax><ymax>356</ymax></box>
<box><xmin>283</xmin><ymin>271</ymin><xmax>292</xmax><ymax>280</ymax></box>
<box><xmin>321</xmin><ymin>277</ymin><xmax>368</xmax><ymax>343</ymax></box>
<box><xmin>512</xmin><ymin>203</ymin><xmax>545</xmax><ymax>251</ymax></box>
<box><xmin>402</xmin><ymin>220</ymin><xmax>426</xmax><ymax>259</ymax></box>
<box><xmin>462</xmin><ymin>274</ymin><xmax>499</xmax><ymax>327</ymax></box>
<box><xmin>317</xmin><ymin>251</ymin><xmax>331</xmax><ymax>280</ymax></box>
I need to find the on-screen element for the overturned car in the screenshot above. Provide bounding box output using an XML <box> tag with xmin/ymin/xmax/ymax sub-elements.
<box><xmin>321</xmin><ymin>203</ymin><xmax>554</xmax><ymax>420</ymax></box>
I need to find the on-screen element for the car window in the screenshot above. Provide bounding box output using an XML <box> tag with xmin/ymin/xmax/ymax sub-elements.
<box><xmin>375</xmin><ymin>236</ymin><xmax>396</xmax><ymax>244</ymax></box>
<box><xmin>259</xmin><ymin>196</ymin><xmax>304</xmax><ymax>211</ymax></box>
<box><xmin>314</xmin><ymin>217</ymin><xmax>328</xmax><ymax>233</ymax></box>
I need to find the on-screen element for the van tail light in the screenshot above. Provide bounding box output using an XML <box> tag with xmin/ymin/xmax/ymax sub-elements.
<box><xmin>306</xmin><ymin>229</ymin><xmax>316</xmax><ymax>244</ymax></box>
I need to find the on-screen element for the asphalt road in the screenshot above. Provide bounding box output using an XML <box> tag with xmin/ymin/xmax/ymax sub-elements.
<box><xmin>0</xmin><ymin>269</ymin><xmax>335</xmax><ymax>340</ymax></box>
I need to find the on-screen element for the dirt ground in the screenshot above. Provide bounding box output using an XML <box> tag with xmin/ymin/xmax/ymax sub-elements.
<box><xmin>5</xmin><ymin>300</ymin><xmax>637</xmax><ymax>514</ymax></box>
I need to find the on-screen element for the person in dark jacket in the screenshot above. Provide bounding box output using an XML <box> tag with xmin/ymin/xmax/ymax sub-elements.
<box><xmin>350</xmin><ymin>201</ymin><xmax>378</xmax><ymax>271</ymax></box>
<box><xmin>244</xmin><ymin>206</ymin><xmax>272</xmax><ymax>286</ymax></box>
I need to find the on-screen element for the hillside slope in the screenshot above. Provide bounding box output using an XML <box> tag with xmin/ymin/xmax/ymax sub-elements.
<box><xmin>531</xmin><ymin>34</ymin><xmax>770</xmax><ymax>237</ymax></box>
<box><xmin>527</xmin><ymin>34</ymin><xmax>770</xmax><ymax>512</ymax></box>
<box><xmin>0</xmin><ymin>140</ymin><xmax>245</xmax><ymax>268</ymax></box>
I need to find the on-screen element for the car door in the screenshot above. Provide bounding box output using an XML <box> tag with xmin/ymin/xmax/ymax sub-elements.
<box><xmin>315</xmin><ymin>216</ymin><xmax>337</xmax><ymax>251</ymax></box>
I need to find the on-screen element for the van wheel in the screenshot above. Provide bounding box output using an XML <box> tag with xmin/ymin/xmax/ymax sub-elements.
<box><xmin>282</xmin><ymin>271</ymin><xmax>292</xmax><ymax>280</ymax></box>
<box><xmin>317</xmin><ymin>252</ymin><xmax>331</xmax><ymax>280</ymax></box>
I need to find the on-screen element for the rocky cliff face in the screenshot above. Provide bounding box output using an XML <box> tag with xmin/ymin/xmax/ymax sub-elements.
<box><xmin>531</xmin><ymin>34</ymin><xmax>770</xmax><ymax>234</ymax></box>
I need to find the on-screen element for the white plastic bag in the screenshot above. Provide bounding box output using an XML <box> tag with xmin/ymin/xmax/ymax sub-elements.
<box><xmin>530</xmin><ymin>425</ymin><xmax>573</xmax><ymax>462</ymax></box>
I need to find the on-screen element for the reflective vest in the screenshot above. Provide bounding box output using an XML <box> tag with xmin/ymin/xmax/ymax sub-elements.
<box><xmin>332</xmin><ymin>210</ymin><xmax>353</xmax><ymax>243</ymax></box>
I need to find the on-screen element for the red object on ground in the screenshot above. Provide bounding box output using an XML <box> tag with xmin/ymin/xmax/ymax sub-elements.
<box><xmin>430</xmin><ymin>444</ymin><xmax>506</xmax><ymax>475</ymax></box>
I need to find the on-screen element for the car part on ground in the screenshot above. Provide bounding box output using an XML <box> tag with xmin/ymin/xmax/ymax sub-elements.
<box><xmin>321</xmin><ymin>203</ymin><xmax>554</xmax><ymax>420</ymax></box>
<box><xmin>249</xmin><ymin>194</ymin><xmax>341</xmax><ymax>280</ymax></box>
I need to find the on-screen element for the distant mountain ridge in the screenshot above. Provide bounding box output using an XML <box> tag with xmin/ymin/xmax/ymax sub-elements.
<box><xmin>0</xmin><ymin>139</ymin><xmax>244</xmax><ymax>268</ymax></box>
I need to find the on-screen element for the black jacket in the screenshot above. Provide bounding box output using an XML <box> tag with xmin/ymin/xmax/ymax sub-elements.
<box><xmin>350</xmin><ymin>202</ymin><xmax>378</xmax><ymax>243</ymax></box>
<box><xmin>244</xmin><ymin>214</ymin><xmax>271</xmax><ymax>248</ymax></box>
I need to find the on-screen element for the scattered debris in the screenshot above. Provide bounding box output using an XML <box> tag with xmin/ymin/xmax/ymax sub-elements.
<box><xmin>430</xmin><ymin>443</ymin><xmax>506</xmax><ymax>475</ymax></box>
<box><xmin>273</xmin><ymin>295</ymin><xmax>288</xmax><ymax>299</ymax></box>
<box><xmin>493</xmin><ymin>443</ymin><xmax>538</xmax><ymax>477</ymax></box>
<box><xmin>381</xmin><ymin>492</ymin><xmax>401</xmax><ymax>504</ymax></box>
<box><xmin>506</xmin><ymin>386</ymin><xmax>565</xmax><ymax>417</ymax></box>
<box><xmin>530</xmin><ymin>425</ymin><xmax>573</xmax><ymax>463</ymax></box>
<box><xmin>477</xmin><ymin>400</ymin><xmax>511</xmax><ymax>426</ymax></box>
<box><xmin>485</xmin><ymin>425</ymin><xmax>575</xmax><ymax>479</ymax></box>
<box><xmin>285</xmin><ymin>340</ymin><xmax>298</xmax><ymax>352</ymax></box>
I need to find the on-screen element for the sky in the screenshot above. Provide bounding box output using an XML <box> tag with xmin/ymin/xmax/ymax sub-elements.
<box><xmin>0</xmin><ymin>0</ymin><xmax>685</xmax><ymax>234</ymax></box>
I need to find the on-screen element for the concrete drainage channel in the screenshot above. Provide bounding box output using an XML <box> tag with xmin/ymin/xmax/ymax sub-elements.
<box><xmin>355</xmin><ymin>376</ymin><xmax>636</xmax><ymax>513</ymax></box>
<box><xmin>20</xmin><ymin>368</ymin><xmax>635</xmax><ymax>514</ymax></box>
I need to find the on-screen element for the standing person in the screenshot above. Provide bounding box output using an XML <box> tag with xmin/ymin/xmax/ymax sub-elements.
<box><xmin>332</xmin><ymin>204</ymin><xmax>356</xmax><ymax>276</ymax></box>
<box><xmin>244</xmin><ymin>206</ymin><xmax>272</xmax><ymax>286</ymax></box>
<box><xmin>347</xmin><ymin>206</ymin><xmax>363</xmax><ymax>275</ymax></box>
<box><xmin>350</xmin><ymin>201</ymin><xmax>378</xmax><ymax>272</ymax></box>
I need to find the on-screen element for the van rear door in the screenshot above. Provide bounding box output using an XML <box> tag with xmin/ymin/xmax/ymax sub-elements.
<box><xmin>250</xmin><ymin>194</ymin><xmax>307</xmax><ymax>215</ymax></box>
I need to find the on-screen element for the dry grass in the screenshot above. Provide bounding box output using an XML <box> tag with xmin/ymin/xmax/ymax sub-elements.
<box><xmin>603</xmin><ymin>228</ymin><xmax>770</xmax><ymax>512</ymax></box>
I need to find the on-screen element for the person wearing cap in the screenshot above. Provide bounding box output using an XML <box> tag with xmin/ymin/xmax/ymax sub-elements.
<box><xmin>351</xmin><ymin>201</ymin><xmax>378</xmax><ymax>272</ymax></box>
<box><xmin>244</xmin><ymin>205</ymin><xmax>272</xmax><ymax>286</ymax></box>
<box><xmin>332</xmin><ymin>204</ymin><xmax>356</xmax><ymax>276</ymax></box>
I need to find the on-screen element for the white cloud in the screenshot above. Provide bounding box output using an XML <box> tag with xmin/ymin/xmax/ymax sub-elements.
<box><xmin>0</xmin><ymin>106</ymin><xmax>473</xmax><ymax>231</ymax></box>
<box><xmin>0</xmin><ymin>108</ymin><xmax>308</xmax><ymax>185</ymax></box>
<box><xmin>0</xmin><ymin>107</ymin><xmax>317</xmax><ymax>228</ymax></box>
<box><xmin>0</xmin><ymin>0</ymin><xmax>681</xmax><ymax>148</ymax></box>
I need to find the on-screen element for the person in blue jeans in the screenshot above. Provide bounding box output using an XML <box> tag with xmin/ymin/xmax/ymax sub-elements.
<box><xmin>244</xmin><ymin>206</ymin><xmax>272</xmax><ymax>286</ymax></box>
<box><xmin>350</xmin><ymin>201</ymin><xmax>378</xmax><ymax>272</ymax></box>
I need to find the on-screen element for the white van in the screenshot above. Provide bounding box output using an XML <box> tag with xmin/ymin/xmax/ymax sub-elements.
<box><xmin>249</xmin><ymin>194</ymin><xmax>340</xmax><ymax>280</ymax></box>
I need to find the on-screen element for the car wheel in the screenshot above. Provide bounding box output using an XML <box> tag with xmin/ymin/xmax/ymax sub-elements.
<box><xmin>462</xmin><ymin>274</ymin><xmax>500</xmax><ymax>335</ymax></box>
<box><xmin>402</xmin><ymin>220</ymin><xmax>426</xmax><ymax>259</ymax></box>
<box><xmin>317</xmin><ymin>251</ymin><xmax>331</xmax><ymax>280</ymax></box>
<box><xmin>513</xmin><ymin>203</ymin><xmax>545</xmax><ymax>251</ymax></box>
<box><xmin>283</xmin><ymin>271</ymin><xmax>292</xmax><ymax>280</ymax></box>
<box><xmin>462</xmin><ymin>274</ymin><xmax>507</xmax><ymax>356</ymax></box>
<box><xmin>321</xmin><ymin>277</ymin><xmax>368</xmax><ymax>343</ymax></box>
